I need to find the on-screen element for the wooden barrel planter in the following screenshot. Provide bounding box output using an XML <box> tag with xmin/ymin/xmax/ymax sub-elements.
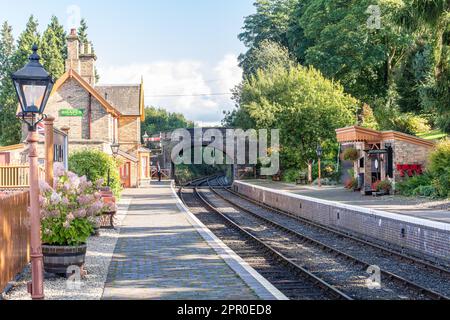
<box><xmin>42</xmin><ymin>244</ymin><xmax>87</xmax><ymax>277</ymax></box>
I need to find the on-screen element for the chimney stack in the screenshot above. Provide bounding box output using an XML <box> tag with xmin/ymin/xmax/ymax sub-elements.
<box><xmin>65</xmin><ymin>28</ymin><xmax>80</xmax><ymax>73</ymax></box>
<box><xmin>79</xmin><ymin>41</ymin><xmax>97</xmax><ymax>85</ymax></box>
<box><xmin>64</xmin><ymin>28</ymin><xmax>97</xmax><ymax>85</ymax></box>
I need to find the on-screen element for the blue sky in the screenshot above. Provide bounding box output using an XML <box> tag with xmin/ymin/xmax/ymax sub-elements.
<box><xmin>0</xmin><ymin>0</ymin><xmax>255</xmax><ymax>125</ymax></box>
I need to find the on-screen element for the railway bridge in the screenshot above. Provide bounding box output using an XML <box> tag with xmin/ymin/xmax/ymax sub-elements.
<box><xmin>151</xmin><ymin>127</ymin><xmax>263</xmax><ymax>181</ymax></box>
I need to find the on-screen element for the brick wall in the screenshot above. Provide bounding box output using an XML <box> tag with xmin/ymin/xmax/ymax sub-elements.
<box><xmin>234</xmin><ymin>181</ymin><xmax>450</xmax><ymax>263</ymax></box>
<box><xmin>393</xmin><ymin>140</ymin><xmax>431</xmax><ymax>182</ymax></box>
<box><xmin>45</xmin><ymin>79</ymin><xmax>111</xmax><ymax>143</ymax></box>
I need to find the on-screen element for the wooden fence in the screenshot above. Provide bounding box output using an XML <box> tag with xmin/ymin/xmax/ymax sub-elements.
<box><xmin>0</xmin><ymin>164</ymin><xmax>45</xmax><ymax>189</ymax></box>
<box><xmin>0</xmin><ymin>191</ymin><xmax>30</xmax><ymax>293</ymax></box>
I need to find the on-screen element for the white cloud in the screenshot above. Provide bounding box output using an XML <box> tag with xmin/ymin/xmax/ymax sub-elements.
<box><xmin>96</xmin><ymin>54</ymin><xmax>242</xmax><ymax>126</ymax></box>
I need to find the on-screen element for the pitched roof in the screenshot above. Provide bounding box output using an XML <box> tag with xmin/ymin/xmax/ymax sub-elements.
<box><xmin>95</xmin><ymin>84</ymin><xmax>141</xmax><ymax>117</ymax></box>
<box><xmin>52</xmin><ymin>69</ymin><xmax>122</xmax><ymax>117</ymax></box>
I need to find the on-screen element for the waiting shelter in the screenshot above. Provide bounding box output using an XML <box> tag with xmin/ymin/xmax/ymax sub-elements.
<box><xmin>336</xmin><ymin>126</ymin><xmax>435</xmax><ymax>194</ymax></box>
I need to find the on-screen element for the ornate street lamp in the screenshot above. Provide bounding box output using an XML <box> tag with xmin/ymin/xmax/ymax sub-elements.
<box><xmin>316</xmin><ymin>144</ymin><xmax>323</xmax><ymax>188</ymax></box>
<box><xmin>107</xmin><ymin>143</ymin><xmax>120</xmax><ymax>187</ymax></box>
<box><xmin>13</xmin><ymin>45</ymin><xmax>54</xmax><ymax>130</ymax></box>
<box><xmin>142</xmin><ymin>131</ymin><xmax>149</xmax><ymax>145</ymax></box>
<box><xmin>12</xmin><ymin>45</ymin><xmax>54</xmax><ymax>300</ymax></box>
<box><xmin>111</xmin><ymin>143</ymin><xmax>120</xmax><ymax>158</ymax></box>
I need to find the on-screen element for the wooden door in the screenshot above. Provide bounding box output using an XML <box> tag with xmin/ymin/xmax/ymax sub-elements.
<box><xmin>120</xmin><ymin>162</ymin><xmax>131</xmax><ymax>188</ymax></box>
<box><xmin>0</xmin><ymin>153</ymin><xmax>10</xmax><ymax>164</ymax></box>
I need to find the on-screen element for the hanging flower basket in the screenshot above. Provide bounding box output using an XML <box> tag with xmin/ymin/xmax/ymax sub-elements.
<box><xmin>343</xmin><ymin>147</ymin><xmax>359</xmax><ymax>162</ymax></box>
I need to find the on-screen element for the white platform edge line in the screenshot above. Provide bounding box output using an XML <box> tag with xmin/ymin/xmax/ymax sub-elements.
<box><xmin>236</xmin><ymin>181</ymin><xmax>450</xmax><ymax>232</ymax></box>
<box><xmin>170</xmin><ymin>182</ymin><xmax>288</xmax><ymax>301</ymax></box>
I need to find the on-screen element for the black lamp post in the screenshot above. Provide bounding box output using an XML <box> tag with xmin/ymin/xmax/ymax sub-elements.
<box><xmin>143</xmin><ymin>131</ymin><xmax>149</xmax><ymax>146</ymax></box>
<box><xmin>12</xmin><ymin>44</ymin><xmax>54</xmax><ymax>300</ymax></box>
<box><xmin>13</xmin><ymin>44</ymin><xmax>54</xmax><ymax>131</ymax></box>
<box><xmin>108</xmin><ymin>143</ymin><xmax>120</xmax><ymax>187</ymax></box>
<box><xmin>316</xmin><ymin>144</ymin><xmax>323</xmax><ymax>188</ymax></box>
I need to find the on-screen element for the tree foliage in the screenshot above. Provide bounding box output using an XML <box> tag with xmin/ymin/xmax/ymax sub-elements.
<box><xmin>141</xmin><ymin>106</ymin><xmax>194</xmax><ymax>138</ymax></box>
<box><xmin>238</xmin><ymin>64</ymin><xmax>358</xmax><ymax>169</ymax></box>
<box><xmin>0</xmin><ymin>16</ymin><xmax>99</xmax><ymax>145</ymax></box>
<box><xmin>236</xmin><ymin>0</ymin><xmax>450</xmax><ymax>133</ymax></box>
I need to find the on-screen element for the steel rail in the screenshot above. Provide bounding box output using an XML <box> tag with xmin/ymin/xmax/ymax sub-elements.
<box><xmin>221</xmin><ymin>183</ymin><xmax>450</xmax><ymax>277</ymax></box>
<box><xmin>210</xmin><ymin>180</ymin><xmax>449</xmax><ymax>300</ymax></box>
<box><xmin>190</xmin><ymin>180</ymin><xmax>352</xmax><ymax>301</ymax></box>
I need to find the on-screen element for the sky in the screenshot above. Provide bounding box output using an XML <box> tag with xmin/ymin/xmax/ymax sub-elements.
<box><xmin>0</xmin><ymin>0</ymin><xmax>255</xmax><ymax>126</ymax></box>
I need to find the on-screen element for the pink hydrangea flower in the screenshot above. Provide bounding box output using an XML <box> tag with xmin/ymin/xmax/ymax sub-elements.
<box><xmin>54</xmin><ymin>163</ymin><xmax>66</xmax><ymax>178</ymax></box>
<box><xmin>50</xmin><ymin>191</ymin><xmax>62</xmax><ymax>204</ymax></box>
<box><xmin>39</xmin><ymin>180</ymin><xmax>52</xmax><ymax>193</ymax></box>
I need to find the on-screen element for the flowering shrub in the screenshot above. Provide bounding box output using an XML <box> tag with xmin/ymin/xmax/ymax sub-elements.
<box><xmin>39</xmin><ymin>163</ymin><xmax>111</xmax><ymax>246</ymax></box>
<box><xmin>373</xmin><ymin>180</ymin><xmax>392</xmax><ymax>194</ymax></box>
<box><xmin>345</xmin><ymin>177</ymin><xmax>358</xmax><ymax>190</ymax></box>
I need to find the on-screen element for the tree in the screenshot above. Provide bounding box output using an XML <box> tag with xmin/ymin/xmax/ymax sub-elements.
<box><xmin>141</xmin><ymin>107</ymin><xmax>194</xmax><ymax>138</ymax></box>
<box><xmin>12</xmin><ymin>15</ymin><xmax>40</xmax><ymax>72</ymax></box>
<box><xmin>77</xmin><ymin>18</ymin><xmax>89</xmax><ymax>45</ymax></box>
<box><xmin>77</xmin><ymin>18</ymin><xmax>100</xmax><ymax>83</ymax></box>
<box><xmin>48</xmin><ymin>15</ymin><xmax>67</xmax><ymax>60</ymax></box>
<box><xmin>0</xmin><ymin>21</ymin><xmax>17</xmax><ymax>146</ymax></box>
<box><xmin>41</xmin><ymin>16</ymin><xmax>66</xmax><ymax>78</ymax></box>
<box><xmin>239</xmin><ymin>64</ymin><xmax>358</xmax><ymax>169</ymax></box>
<box><xmin>406</xmin><ymin>0</ymin><xmax>450</xmax><ymax>132</ymax></box>
<box><xmin>241</xmin><ymin>39</ymin><xmax>295</xmax><ymax>76</ymax></box>
<box><xmin>0</xmin><ymin>22</ymin><xmax>14</xmax><ymax>82</ymax></box>
<box><xmin>0</xmin><ymin>16</ymin><xmax>41</xmax><ymax>146</ymax></box>
<box><xmin>238</xmin><ymin>0</ymin><xmax>299</xmax><ymax>73</ymax></box>
<box><xmin>358</xmin><ymin>104</ymin><xmax>379</xmax><ymax>130</ymax></box>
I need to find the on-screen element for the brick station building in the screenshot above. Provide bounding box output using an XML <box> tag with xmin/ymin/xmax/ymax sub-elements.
<box><xmin>336</xmin><ymin>126</ymin><xmax>436</xmax><ymax>194</ymax></box>
<box><xmin>22</xmin><ymin>29</ymin><xmax>150</xmax><ymax>188</ymax></box>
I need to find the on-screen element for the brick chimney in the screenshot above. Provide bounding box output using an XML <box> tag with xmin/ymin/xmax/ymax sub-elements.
<box><xmin>65</xmin><ymin>28</ymin><xmax>80</xmax><ymax>73</ymax></box>
<box><xmin>65</xmin><ymin>28</ymin><xmax>97</xmax><ymax>85</ymax></box>
<box><xmin>79</xmin><ymin>41</ymin><xmax>97</xmax><ymax>85</ymax></box>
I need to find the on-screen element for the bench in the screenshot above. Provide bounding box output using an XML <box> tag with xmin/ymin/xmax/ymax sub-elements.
<box><xmin>296</xmin><ymin>173</ymin><xmax>308</xmax><ymax>185</ymax></box>
<box><xmin>100</xmin><ymin>190</ymin><xmax>117</xmax><ymax>229</ymax></box>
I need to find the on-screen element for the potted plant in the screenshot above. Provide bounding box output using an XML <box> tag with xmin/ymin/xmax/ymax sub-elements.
<box><xmin>39</xmin><ymin>164</ymin><xmax>109</xmax><ymax>277</ymax></box>
<box><xmin>342</xmin><ymin>147</ymin><xmax>359</xmax><ymax>162</ymax></box>
<box><xmin>372</xmin><ymin>179</ymin><xmax>392</xmax><ymax>196</ymax></box>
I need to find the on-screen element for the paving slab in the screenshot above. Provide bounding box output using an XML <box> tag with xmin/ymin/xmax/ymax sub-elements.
<box><xmin>102</xmin><ymin>182</ymin><xmax>281</xmax><ymax>300</ymax></box>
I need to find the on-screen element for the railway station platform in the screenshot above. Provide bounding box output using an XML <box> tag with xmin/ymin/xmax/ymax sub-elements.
<box><xmin>102</xmin><ymin>181</ymin><xmax>285</xmax><ymax>300</ymax></box>
<box><xmin>233</xmin><ymin>180</ymin><xmax>450</xmax><ymax>264</ymax></box>
<box><xmin>241</xmin><ymin>180</ymin><xmax>450</xmax><ymax>224</ymax></box>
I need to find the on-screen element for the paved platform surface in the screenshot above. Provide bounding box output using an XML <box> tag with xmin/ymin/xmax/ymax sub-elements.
<box><xmin>102</xmin><ymin>182</ymin><xmax>260</xmax><ymax>300</ymax></box>
<box><xmin>243</xmin><ymin>180</ymin><xmax>450</xmax><ymax>224</ymax></box>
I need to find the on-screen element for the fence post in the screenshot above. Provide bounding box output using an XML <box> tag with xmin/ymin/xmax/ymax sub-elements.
<box><xmin>44</xmin><ymin>116</ymin><xmax>55</xmax><ymax>186</ymax></box>
<box><xmin>60</xmin><ymin>126</ymin><xmax>70</xmax><ymax>171</ymax></box>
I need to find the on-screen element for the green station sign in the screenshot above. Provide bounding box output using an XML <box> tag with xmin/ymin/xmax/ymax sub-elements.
<box><xmin>60</xmin><ymin>109</ymin><xmax>85</xmax><ymax>117</ymax></box>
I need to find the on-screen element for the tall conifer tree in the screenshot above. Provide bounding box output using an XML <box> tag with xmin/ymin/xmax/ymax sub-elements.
<box><xmin>0</xmin><ymin>21</ymin><xmax>17</xmax><ymax>145</ymax></box>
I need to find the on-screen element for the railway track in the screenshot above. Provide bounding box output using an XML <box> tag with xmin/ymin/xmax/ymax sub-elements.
<box><xmin>210</xmin><ymin>177</ymin><xmax>450</xmax><ymax>300</ymax></box>
<box><xmin>179</xmin><ymin>178</ymin><xmax>351</xmax><ymax>300</ymax></box>
<box><xmin>213</xmin><ymin>179</ymin><xmax>450</xmax><ymax>292</ymax></box>
<box><xmin>180</xmin><ymin>176</ymin><xmax>450</xmax><ymax>300</ymax></box>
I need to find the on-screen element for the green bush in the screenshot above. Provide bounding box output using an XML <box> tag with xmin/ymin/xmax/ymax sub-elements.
<box><xmin>69</xmin><ymin>150</ymin><xmax>122</xmax><ymax>197</ymax></box>
<box><xmin>396</xmin><ymin>174</ymin><xmax>433</xmax><ymax>197</ymax></box>
<box><xmin>429</xmin><ymin>139</ymin><xmax>450</xmax><ymax>198</ymax></box>
<box><xmin>412</xmin><ymin>185</ymin><xmax>438</xmax><ymax>198</ymax></box>
<box><xmin>282</xmin><ymin>168</ymin><xmax>303</xmax><ymax>183</ymax></box>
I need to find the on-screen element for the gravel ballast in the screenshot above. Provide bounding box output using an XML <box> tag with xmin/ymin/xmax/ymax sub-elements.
<box><xmin>3</xmin><ymin>198</ymin><xmax>131</xmax><ymax>301</ymax></box>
